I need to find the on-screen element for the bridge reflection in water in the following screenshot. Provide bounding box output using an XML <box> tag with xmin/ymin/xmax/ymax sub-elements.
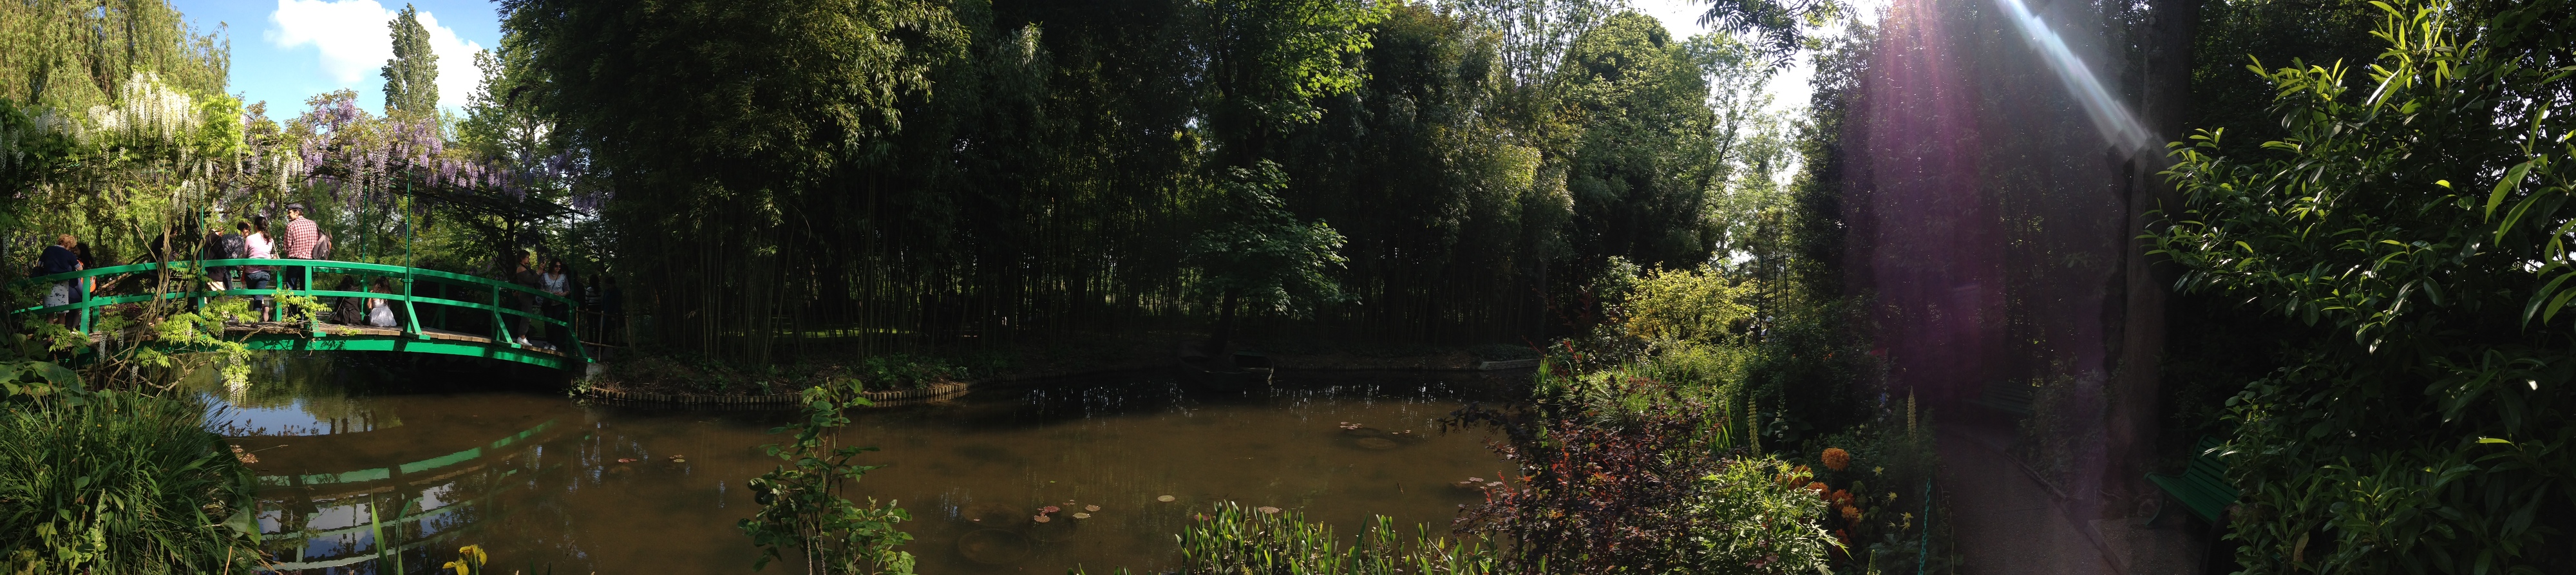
<box><xmin>254</xmin><ymin>420</ymin><xmax>555</xmax><ymax>572</ymax></box>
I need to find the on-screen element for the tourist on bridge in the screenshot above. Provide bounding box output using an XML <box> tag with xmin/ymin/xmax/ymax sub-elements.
<box><xmin>38</xmin><ymin>234</ymin><xmax>81</xmax><ymax>325</ymax></box>
<box><xmin>368</xmin><ymin>278</ymin><xmax>401</xmax><ymax>328</ymax></box>
<box><xmin>511</xmin><ymin>250</ymin><xmax>543</xmax><ymax>347</ymax></box>
<box><xmin>280</xmin><ymin>203</ymin><xmax>321</xmax><ymax>315</ymax></box>
<box><xmin>542</xmin><ymin>259</ymin><xmax>571</xmax><ymax>344</ymax></box>
<box><xmin>244</xmin><ymin>216</ymin><xmax>275</xmax><ymax>317</ymax></box>
<box><xmin>202</xmin><ymin>216</ymin><xmax>237</xmax><ymax>292</ymax></box>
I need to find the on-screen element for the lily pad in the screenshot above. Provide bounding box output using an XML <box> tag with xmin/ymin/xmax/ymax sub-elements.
<box><xmin>1157</xmin><ymin>495</ymin><xmax>1176</xmax><ymax>502</ymax></box>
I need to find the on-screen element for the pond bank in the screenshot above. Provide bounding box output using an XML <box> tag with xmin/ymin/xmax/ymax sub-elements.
<box><xmin>576</xmin><ymin>332</ymin><xmax>1540</xmax><ymax>407</ymax></box>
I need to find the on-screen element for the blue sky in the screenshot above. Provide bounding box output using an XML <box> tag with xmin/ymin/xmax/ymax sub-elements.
<box><xmin>172</xmin><ymin>1</ymin><xmax>1853</xmax><ymax>122</ymax></box>
<box><xmin>172</xmin><ymin>0</ymin><xmax>502</xmax><ymax>120</ymax></box>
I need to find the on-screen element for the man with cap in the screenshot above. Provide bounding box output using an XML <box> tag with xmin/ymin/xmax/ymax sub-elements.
<box><xmin>281</xmin><ymin>203</ymin><xmax>321</xmax><ymax>316</ymax></box>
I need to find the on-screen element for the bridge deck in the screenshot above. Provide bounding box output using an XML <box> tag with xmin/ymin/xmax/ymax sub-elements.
<box><xmin>85</xmin><ymin>323</ymin><xmax>576</xmax><ymax>358</ymax></box>
<box><xmin>29</xmin><ymin>259</ymin><xmax>591</xmax><ymax>368</ymax></box>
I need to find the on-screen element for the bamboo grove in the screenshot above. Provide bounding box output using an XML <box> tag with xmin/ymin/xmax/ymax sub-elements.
<box><xmin>495</xmin><ymin>0</ymin><xmax>1825</xmax><ymax>363</ymax></box>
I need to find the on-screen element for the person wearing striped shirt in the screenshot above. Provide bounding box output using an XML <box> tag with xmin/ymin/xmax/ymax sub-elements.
<box><xmin>281</xmin><ymin>203</ymin><xmax>321</xmax><ymax>317</ymax></box>
<box><xmin>282</xmin><ymin>203</ymin><xmax>321</xmax><ymax>259</ymax></box>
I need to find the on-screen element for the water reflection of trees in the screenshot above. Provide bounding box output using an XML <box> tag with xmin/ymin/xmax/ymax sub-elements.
<box><xmin>192</xmin><ymin>355</ymin><xmax>398</xmax><ymax>435</ymax></box>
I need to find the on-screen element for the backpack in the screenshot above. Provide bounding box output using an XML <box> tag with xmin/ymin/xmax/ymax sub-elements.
<box><xmin>220</xmin><ymin>234</ymin><xmax>247</xmax><ymax>259</ymax></box>
<box><xmin>313</xmin><ymin>232</ymin><xmax>334</xmax><ymax>260</ymax></box>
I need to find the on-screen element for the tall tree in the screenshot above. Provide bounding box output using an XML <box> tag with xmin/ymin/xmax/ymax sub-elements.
<box><xmin>1198</xmin><ymin>0</ymin><xmax>1386</xmax><ymax>168</ymax></box>
<box><xmin>1557</xmin><ymin>12</ymin><xmax>1720</xmax><ymax>274</ymax></box>
<box><xmin>381</xmin><ymin>4</ymin><xmax>438</xmax><ymax>117</ymax></box>
<box><xmin>502</xmin><ymin>0</ymin><xmax>968</xmax><ymax>359</ymax></box>
<box><xmin>1189</xmin><ymin>160</ymin><xmax>1347</xmax><ymax>353</ymax></box>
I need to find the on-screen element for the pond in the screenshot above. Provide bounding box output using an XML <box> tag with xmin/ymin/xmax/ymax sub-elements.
<box><xmin>200</xmin><ymin>355</ymin><xmax>1522</xmax><ymax>574</ymax></box>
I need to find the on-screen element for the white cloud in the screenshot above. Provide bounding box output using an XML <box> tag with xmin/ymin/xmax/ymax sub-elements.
<box><xmin>267</xmin><ymin>0</ymin><xmax>483</xmax><ymax>111</ymax></box>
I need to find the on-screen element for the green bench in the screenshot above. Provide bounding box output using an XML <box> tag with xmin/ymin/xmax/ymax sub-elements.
<box><xmin>1968</xmin><ymin>379</ymin><xmax>2035</xmax><ymax>417</ymax></box>
<box><xmin>2147</xmin><ymin>437</ymin><xmax>2239</xmax><ymax>525</ymax></box>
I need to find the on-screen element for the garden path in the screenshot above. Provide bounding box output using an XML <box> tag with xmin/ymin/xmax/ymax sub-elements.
<box><xmin>1936</xmin><ymin>418</ymin><xmax>2210</xmax><ymax>575</ymax></box>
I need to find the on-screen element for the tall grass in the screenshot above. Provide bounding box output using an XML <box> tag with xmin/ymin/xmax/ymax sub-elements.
<box><xmin>1</xmin><ymin>370</ymin><xmax>263</xmax><ymax>573</ymax></box>
<box><xmin>1078</xmin><ymin>502</ymin><xmax>1497</xmax><ymax>575</ymax></box>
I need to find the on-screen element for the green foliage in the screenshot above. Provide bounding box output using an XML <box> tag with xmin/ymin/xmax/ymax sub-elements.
<box><xmin>1189</xmin><ymin>160</ymin><xmax>1350</xmax><ymax>319</ymax></box>
<box><xmin>0</xmin><ymin>362</ymin><xmax>263</xmax><ymax>573</ymax></box>
<box><xmin>1677</xmin><ymin>457</ymin><xmax>1841</xmax><ymax>573</ymax></box>
<box><xmin>1615</xmin><ymin>264</ymin><xmax>1759</xmax><ymax>343</ymax></box>
<box><xmin>0</xmin><ymin>0</ymin><xmax>229</xmax><ymax>113</ymax></box>
<box><xmin>1155</xmin><ymin>502</ymin><xmax>1499</xmax><ymax>575</ymax></box>
<box><xmin>2186</xmin><ymin>0</ymin><xmax>2386</xmax><ymax>162</ymax></box>
<box><xmin>1201</xmin><ymin>0</ymin><xmax>1388</xmax><ymax>133</ymax></box>
<box><xmin>1692</xmin><ymin>0</ymin><xmax>1844</xmax><ymax>65</ymax></box>
<box><xmin>1558</xmin><ymin>12</ymin><xmax>1723</xmax><ymax>274</ymax></box>
<box><xmin>1269</xmin><ymin>3</ymin><xmax>1564</xmax><ymax>341</ymax></box>
<box><xmin>2148</xmin><ymin>0</ymin><xmax>2576</xmax><ymax>570</ymax></box>
<box><xmin>382</xmin><ymin>4</ymin><xmax>440</xmax><ymax>117</ymax></box>
<box><xmin>1445</xmin><ymin>363</ymin><xmax>1844</xmax><ymax>574</ymax></box>
<box><xmin>740</xmin><ymin>380</ymin><xmax>915</xmax><ymax>574</ymax></box>
<box><xmin>855</xmin><ymin>353</ymin><xmax>961</xmax><ymax>390</ymax></box>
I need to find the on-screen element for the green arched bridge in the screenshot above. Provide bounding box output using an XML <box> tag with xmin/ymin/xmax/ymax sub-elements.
<box><xmin>15</xmin><ymin>259</ymin><xmax>591</xmax><ymax>370</ymax></box>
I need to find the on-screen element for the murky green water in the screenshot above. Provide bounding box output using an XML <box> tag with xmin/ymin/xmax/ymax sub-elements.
<box><xmin>202</xmin><ymin>355</ymin><xmax>1519</xmax><ymax>574</ymax></box>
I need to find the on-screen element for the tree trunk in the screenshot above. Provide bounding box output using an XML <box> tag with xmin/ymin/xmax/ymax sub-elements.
<box><xmin>1211</xmin><ymin>288</ymin><xmax>1240</xmax><ymax>360</ymax></box>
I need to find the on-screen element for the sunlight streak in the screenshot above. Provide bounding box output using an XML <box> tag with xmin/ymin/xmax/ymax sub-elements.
<box><xmin>1991</xmin><ymin>0</ymin><xmax>2155</xmax><ymax>154</ymax></box>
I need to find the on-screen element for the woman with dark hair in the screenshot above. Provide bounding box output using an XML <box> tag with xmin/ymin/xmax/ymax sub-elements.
<box><xmin>331</xmin><ymin>276</ymin><xmax>366</xmax><ymax>325</ymax></box>
<box><xmin>243</xmin><ymin>216</ymin><xmax>274</xmax><ymax>316</ymax></box>
<box><xmin>541</xmin><ymin>259</ymin><xmax>571</xmax><ymax>344</ymax></box>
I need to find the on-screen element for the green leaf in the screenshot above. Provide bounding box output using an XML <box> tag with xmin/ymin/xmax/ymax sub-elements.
<box><xmin>2486</xmin><ymin>160</ymin><xmax>2533</xmax><ymax>218</ymax></box>
<box><xmin>31</xmin><ymin>361</ymin><xmax>80</xmax><ymax>390</ymax></box>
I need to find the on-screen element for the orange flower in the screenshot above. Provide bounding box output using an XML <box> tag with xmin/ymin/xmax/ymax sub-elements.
<box><xmin>1839</xmin><ymin>504</ymin><xmax>1862</xmax><ymax>523</ymax></box>
<box><xmin>1829</xmin><ymin>489</ymin><xmax>1853</xmax><ymax>505</ymax></box>
<box><xmin>1806</xmin><ymin>481</ymin><xmax>1828</xmax><ymax>496</ymax></box>
<box><xmin>1821</xmin><ymin>447</ymin><xmax>1852</xmax><ymax>471</ymax></box>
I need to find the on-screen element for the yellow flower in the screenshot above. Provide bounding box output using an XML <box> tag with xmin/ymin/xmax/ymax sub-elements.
<box><xmin>443</xmin><ymin>545</ymin><xmax>487</xmax><ymax>575</ymax></box>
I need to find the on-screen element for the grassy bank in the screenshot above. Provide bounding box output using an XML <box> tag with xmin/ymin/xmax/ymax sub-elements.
<box><xmin>1</xmin><ymin>361</ymin><xmax>264</xmax><ymax>572</ymax></box>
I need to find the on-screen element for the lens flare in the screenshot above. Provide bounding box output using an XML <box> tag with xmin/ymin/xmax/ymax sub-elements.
<box><xmin>1992</xmin><ymin>0</ymin><xmax>2155</xmax><ymax>153</ymax></box>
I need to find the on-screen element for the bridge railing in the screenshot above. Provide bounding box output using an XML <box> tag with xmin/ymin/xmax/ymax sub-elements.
<box><xmin>11</xmin><ymin>258</ymin><xmax>589</xmax><ymax>365</ymax></box>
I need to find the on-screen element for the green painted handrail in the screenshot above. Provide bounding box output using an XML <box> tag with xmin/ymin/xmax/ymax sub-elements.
<box><xmin>12</xmin><ymin>258</ymin><xmax>590</xmax><ymax>368</ymax></box>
